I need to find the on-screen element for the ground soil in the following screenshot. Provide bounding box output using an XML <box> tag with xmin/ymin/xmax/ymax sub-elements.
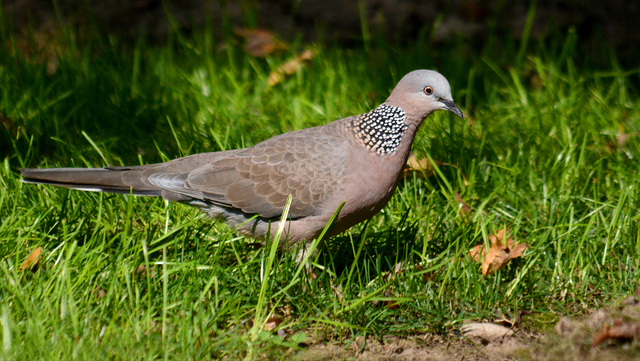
<box><xmin>292</xmin><ymin>292</ymin><xmax>640</xmax><ymax>361</ymax></box>
<box><xmin>294</xmin><ymin>333</ymin><xmax>531</xmax><ymax>360</ymax></box>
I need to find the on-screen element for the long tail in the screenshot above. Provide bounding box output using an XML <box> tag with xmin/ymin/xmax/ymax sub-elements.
<box><xmin>20</xmin><ymin>167</ymin><xmax>162</xmax><ymax>197</ymax></box>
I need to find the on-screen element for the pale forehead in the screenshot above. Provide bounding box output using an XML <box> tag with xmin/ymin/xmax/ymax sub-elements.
<box><xmin>400</xmin><ymin>70</ymin><xmax>451</xmax><ymax>93</ymax></box>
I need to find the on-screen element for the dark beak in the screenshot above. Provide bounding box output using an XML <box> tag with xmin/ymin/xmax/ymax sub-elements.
<box><xmin>440</xmin><ymin>99</ymin><xmax>463</xmax><ymax>118</ymax></box>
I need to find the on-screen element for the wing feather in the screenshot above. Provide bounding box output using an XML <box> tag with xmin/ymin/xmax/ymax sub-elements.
<box><xmin>139</xmin><ymin>126</ymin><xmax>348</xmax><ymax>219</ymax></box>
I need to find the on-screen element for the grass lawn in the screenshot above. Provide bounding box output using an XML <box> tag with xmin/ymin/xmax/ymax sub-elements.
<box><xmin>1</xmin><ymin>18</ymin><xmax>640</xmax><ymax>360</ymax></box>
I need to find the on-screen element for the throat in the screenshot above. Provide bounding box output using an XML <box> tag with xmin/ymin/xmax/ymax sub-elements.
<box><xmin>349</xmin><ymin>104</ymin><xmax>408</xmax><ymax>155</ymax></box>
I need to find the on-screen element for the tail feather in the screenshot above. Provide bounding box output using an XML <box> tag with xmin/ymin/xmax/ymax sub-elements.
<box><xmin>20</xmin><ymin>168</ymin><xmax>162</xmax><ymax>197</ymax></box>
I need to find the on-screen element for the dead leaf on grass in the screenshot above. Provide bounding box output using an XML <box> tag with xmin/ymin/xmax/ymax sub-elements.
<box><xmin>415</xmin><ymin>264</ymin><xmax>436</xmax><ymax>282</ymax></box>
<box><xmin>234</xmin><ymin>28</ymin><xmax>287</xmax><ymax>57</ymax></box>
<box><xmin>592</xmin><ymin>317</ymin><xmax>640</xmax><ymax>347</ymax></box>
<box><xmin>371</xmin><ymin>289</ymin><xmax>401</xmax><ymax>309</ymax></box>
<box><xmin>469</xmin><ymin>230</ymin><xmax>528</xmax><ymax>275</ymax></box>
<box><xmin>21</xmin><ymin>247</ymin><xmax>42</xmax><ymax>271</ymax></box>
<box><xmin>455</xmin><ymin>192</ymin><xmax>472</xmax><ymax>217</ymax></box>
<box><xmin>403</xmin><ymin>153</ymin><xmax>469</xmax><ymax>186</ymax></box>
<box><xmin>383</xmin><ymin>290</ymin><xmax>400</xmax><ymax>309</ymax></box>
<box><xmin>136</xmin><ymin>264</ymin><xmax>154</xmax><ymax>278</ymax></box>
<box><xmin>263</xmin><ymin>315</ymin><xmax>284</xmax><ymax>332</ymax></box>
<box><xmin>248</xmin><ymin>315</ymin><xmax>284</xmax><ymax>332</ymax></box>
<box><xmin>267</xmin><ymin>49</ymin><xmax>315</xmax><ymax>86</ymax></box>
<box><xmin>461</xmin><ymin>322</ymin><xmax>514</xmax><ymax>342</ymax></box>
<box><xmin>403</xmin><ymin>153</ymin><xmax>442</xmax><ymax>178</ymax></box>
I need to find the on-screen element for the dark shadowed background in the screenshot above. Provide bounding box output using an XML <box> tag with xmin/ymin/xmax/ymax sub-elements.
<box><xmin>4</xmin><ymin>0</ymin><xmax>639</xmax><ymax>68</ymax></box>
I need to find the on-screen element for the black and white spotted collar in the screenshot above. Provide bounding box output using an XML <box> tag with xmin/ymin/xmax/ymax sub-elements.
<box><xmin>349</xmin><ymin>104</ymin><xmax>408</xmax><ymax>155</ymax></box>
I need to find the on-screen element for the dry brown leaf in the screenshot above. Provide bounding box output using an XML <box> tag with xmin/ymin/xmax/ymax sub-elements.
<box><xmin>403</xmin><ymin>153</ymin><xmax>442</xmax><ymax>178</ymax></box>
<box><xmin>263</xmin><ymin>316</ymin><xmax>284</xmax><ymax>332</ymax></box>
<box><xmin>403</xmin><ymin>153</ymin><xmax>469</xmax><ymax>186</ymax></box>
<box><xmin>267</xmin><ymin>49</ymin><xmax>315</xmax><ymax>86</ymax></box>
<box><xmin>234</xmin><ymin>28</ymin><xmax>287</xmax><ymax>57</ymax></box>
<box><xmin>593</xmin><ymin>317</ymin><xmax>640</xmax><ymax>347</ymax></box>
<box><xmin>461</xmin><ymin>322</ymin><xmax>514</xmax><ymax>342</ymax></box>
<box><xmin>383</xmin><ymin>290</ymin><xmax>400</xmax><ymax>309</ymax></box>
<box><xmin>415</xmin><ymin>264</ymin><xmax>436</xmax><ymax>282</ymax></box>
<box><xmin>21</xmin><ymin>247</ymin><xmax>42</xmax><ymax>271</ymax></box>
<box><xmin>455</xmin><ymin>192</ymin><xmax>472</xmax><ymax>217</ymax></box>
<box><xmin>470</xmin><ymin>230</ymin><xmax>528</xmax><ymax>275</ymax></box>
<box><xmin>136</xmin><ymin>264</ymin><xmax>154</xmax><ymax>278</ymax></box>
<box><xmin>385</xmin><ymin>289</ymin><xmax>399</xmax><ymax>308</ymax></box>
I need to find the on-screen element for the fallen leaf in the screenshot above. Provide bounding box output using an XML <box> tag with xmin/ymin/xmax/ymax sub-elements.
<box><xmin>263</xmin><ymin>315</ymin><xmax>284</xmax><ymax>332</ymax></box>
<box><xmin>461</xmin><ymin>322</ymin><xmax>514</xmax><ymax>342</ymax></box>
<box><xmin>21</xmin><ymin>247</ymin><xmax>42</xmax><ymax>271</ymax></box>
<box><xmin>403</xmin><ymin>153</ymin><xmax>469</xmax><ymax>186</ymax></box>
<box><xmin>455</xmin><ymin>192</ymin><xmax>472</xmax><ymax>217</ymax></box>
<box><xmin>267</xmin><ymin>49</ymin><xmax>315</xmax><ymax>86</ymax></box>
<box><xmin>592</xmin><ymin>317</ymin><xmax>640</xmax><ymax>347</ymax></box>
<box><xmin>383</xmin><ymin>290</ymin><xmax>400</xmax><ymax>309</ymax></box>
<box><xmin>234</xmin><ymin>28</ymin><xmax>287</xmax><ymax>57</ymax></box>
<box><xmin>136</xmin><ymin>264</ymin><xmax>154</xmax><ymax>278</ymax></box>
<box><xmin>403</xmin><ymin>153</ymin><xmax>442</xmax><ymax>178</ymax></box>
<box><xmin>469</xmin><ymin>229</ymin><xmax>528</xmax><ymax>275</ymax></box>
<box><xmin>415</xmin><ymin>264</ymin><xmax>436</xmax><ymax>282</ymax></box>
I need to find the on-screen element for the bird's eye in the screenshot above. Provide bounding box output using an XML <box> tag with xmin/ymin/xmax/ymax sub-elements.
<box><xmin>423</xmin><ymin>86</ymin><xmax>433</xmax><ymax>95</ymax></box>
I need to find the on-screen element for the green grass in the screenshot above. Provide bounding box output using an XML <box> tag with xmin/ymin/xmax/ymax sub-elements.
<box><xmin>1</xmin><ymin>19</ymin><xmax>640</xmax><ymax>359</ymax></box>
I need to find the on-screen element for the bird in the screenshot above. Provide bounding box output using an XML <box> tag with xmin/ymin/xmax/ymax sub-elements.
<box><xmin>21</xmin><ymin>70</ymin><xmax>463</xmax><ymax>249</ymax></box>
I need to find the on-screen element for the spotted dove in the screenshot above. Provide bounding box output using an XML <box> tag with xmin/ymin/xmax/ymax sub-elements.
<box><xmin>21</xmin><ymin>70</ymin><xmax>463</xmax><ymax>247</ymax></box>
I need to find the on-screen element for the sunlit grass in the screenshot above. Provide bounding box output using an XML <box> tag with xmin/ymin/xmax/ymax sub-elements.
<box><xmin>0</xmin><ymin>18</ymin><xmax>639</xmax><ymax>359</ymax></box>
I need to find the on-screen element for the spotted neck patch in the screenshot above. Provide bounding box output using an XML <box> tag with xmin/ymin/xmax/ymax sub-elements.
<box><xmin>349</xmin><ymin>104</ymin><xmax>408</xmax><ymax>155</ymax></box>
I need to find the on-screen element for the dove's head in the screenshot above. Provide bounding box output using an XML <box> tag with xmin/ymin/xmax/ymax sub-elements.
<box><xmin>386</xmin><ymin>70</ymin><xmax>463</xmax><ymax>124</ymax></box>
